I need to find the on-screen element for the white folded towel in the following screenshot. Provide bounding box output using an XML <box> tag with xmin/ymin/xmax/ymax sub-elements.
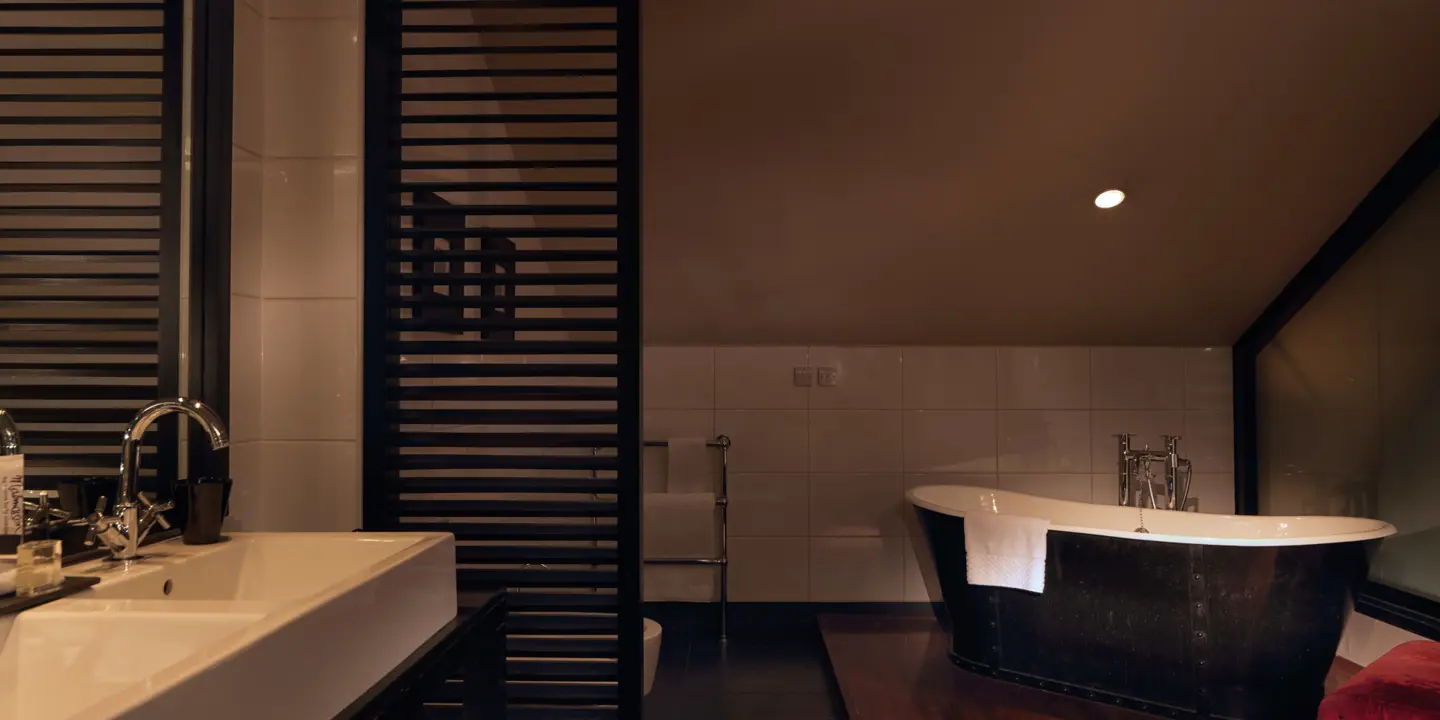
<box><xmin>664</xmin><ymin>437</ymin><xmax>713</xmax><ymax>494</ymax></box>
<box><xmin>964</xmin><ymin>512</ymin><xmax>1050</xmax><ymax>593</ymax></box>
<box><xmin>642</xmin><ymin>492</ymin><xmax>718</xmax><ymax>601</ymax></box>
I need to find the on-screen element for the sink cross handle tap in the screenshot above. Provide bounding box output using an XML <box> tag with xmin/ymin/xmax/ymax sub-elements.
<box><xmin>87</xmin><ymin>398</ymin><xmax>229</xmax><ymax>561</ymax></box>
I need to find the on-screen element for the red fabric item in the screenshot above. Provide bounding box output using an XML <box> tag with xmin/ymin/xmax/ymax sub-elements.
<box><xmin>1320</xmin><ymin>641</ymin><xmax>1440</xmax><ymax>720</ymax></box>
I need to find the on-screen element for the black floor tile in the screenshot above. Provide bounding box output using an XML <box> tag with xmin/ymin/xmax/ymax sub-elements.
<box><xmin>645</xmin><ymin>692</ymin><xmax>843</xmax><ymax>720</ymax></box>
<box><xmin>686</xmin><ymin>642</ymin><xmax>835</xmax><ymax>694</ymax></box>
<box><xmin>723</xmin><ymin>693</ymin><xmax>843</xmax><ymax>720</ymax></box>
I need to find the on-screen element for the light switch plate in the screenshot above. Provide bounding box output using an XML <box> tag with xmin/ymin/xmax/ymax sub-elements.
<box><xmin>793</xmin><ymin>367</ymin><xmax>814</xmax><ymax>387</ymax></box>
<box><xmin>817</xmin><ymin>366</ymin><xmax>839</xmax><ymax>387</ymax></box>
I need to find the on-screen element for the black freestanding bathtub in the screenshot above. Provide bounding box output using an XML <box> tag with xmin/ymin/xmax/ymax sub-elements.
<box><xmin>909</xmin><ymin>485</ymin><xmax>1395</xmax><ymax>720</ymax></box>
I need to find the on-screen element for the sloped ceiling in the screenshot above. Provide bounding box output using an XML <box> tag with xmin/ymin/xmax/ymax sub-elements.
<box><xmin>640</xmin><ymin>0</ymin><xmax>1440</xmax><ymax>345</ymax></box>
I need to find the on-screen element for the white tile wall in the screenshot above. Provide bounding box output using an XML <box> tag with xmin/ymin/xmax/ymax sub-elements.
<box><xmin>262</xmin><ymin>16</ymin><xmax>360</xmax><ymax>158</ymax></box>
<box><xmin>644</xmin><ymin>345</ymin><xmax>1234</xmax><ymax>602</ymax></box>
<box><xmin>232</xmin><ymin>2</ymin><xmax>265</xmax><ymax>155</ymax></box>
<box><xmin>229</xmin><ymin>0</ymin><xmax>364</xmax><ymax>532</ymax></box>
<box><xmin>714</xmin><ymin>346</ymin><xmax>809</xmax><ymax>409</ymax></box>
<box><xmin>260</xmin><ymin>158</ymin><xmax>360</xmax><ymax>298</ymax></box>
<box><xmin>259</xmin><ymin>299</ymin><xmax>359</xmax><ymax>441</ymax></box>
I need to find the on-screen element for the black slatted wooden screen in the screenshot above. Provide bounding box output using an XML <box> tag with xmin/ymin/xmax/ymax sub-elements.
<box><xmin>363</xmin><ymin>1</ymin><xmax>641</xmax><ymax>718</ymax></box>
<box><xmin>0</xmin><ymin>0</ymin><xmax>183</xmax><ymax>493</ymax></box>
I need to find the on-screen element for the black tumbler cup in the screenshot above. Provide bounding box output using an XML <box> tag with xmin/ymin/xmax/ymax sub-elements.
<box><xmin>173</xmin><ymin>477</ymin><xmax>231</xmax><ymax>545</ymax></box>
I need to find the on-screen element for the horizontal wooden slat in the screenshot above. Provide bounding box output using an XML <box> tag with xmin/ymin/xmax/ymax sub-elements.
<box><xmin>506</xmin><ymin>681</ymin><xmax>617</xmax><ymax>703</ymax></box>
<box><xmin>463</xmin><ymin>568</ymin><xmax>617</xmax><ymax>588</ymax></box>
<box><xmin>393</xmin><ymin>522</ymin><xmax>617</xmax><ymax>542</ymax></box>
<box><xmin>0</xmin><ymin>408</ymin><xmax>143</xmax><ymax>423</ymax></box>
<box><xmin>400</xmin><ymin>135</ymin><xmax>616</xmax><ymax>146</ymax></box>
<box><xmin>402</xmin><ymin>46</ymin><xmax>616</xmax><ymax>56</ymax></box>
<box><xmin>397</xmin><ymin>204</ymin><xmax>617</xmax><ymax>216</ymax></box>
<box><xmin>506</xmin><ymin>635</ymin><xmax>618</xmax><ymax>657</ymax></box>
<box><xmin>0</xmin><ymin>2</ymin><xmax>164</xmax><ymax>10</ymax></box>
<box><xmin>399</xmin><ymin>158</ymin><xmax>615</xmax><ymax>170</ymax></box>
<box><xmin>505</xmin><ymin>592</ymin><xmax>617</xmax><ymax>612</ymax></box>
<box><xmin>390</xmin><ymin>271</ymin><xmax>615</xmax><ymax>285</ymax></box>
<box><xmin>501</xmin><ymin>706</ymin><xmax>617</xmax><ymax>720</ymax></box>
<box><xmin>507</xmin><ymin>615</ymin><xmax>618</xmax><ymax>635</ymax></box>
<box><xmin>399</xmin><ymin>180</ymin><xmax>614</xmax><ymax>192</ymax></box>
<box><xmin>389</xmin><ymin>295</ymin><xmax>617</xmax><ymax>309</ymax></box>
<box><xmin>394</xmin><ymin>477</ymin><xmax>618</xmax><ymax>495</ymax></box>
<box><xmin>393</xmin><ymin>409</ymin><xmax>617</xmax><ymax>425</ymax></box>
<box><xmin>401</xmin><ymin>22</ymin><xmax>617</xmax><ymax>34</ymax></box>
<box><xmin>391</xmin><ymin>455</ymin><xmax>618</xmax><ymax>472</ymax></box>
<box><xmin>401</xmin><ymin>0</ymin><xmax>619</xmax><ymax>9</ymax></box>
<box><xmin>0</xmin><ymin>26</ymin><xmax>162</xmax><ymax>36</ymax></box>
<box><xmin>403</xmin><ymin>498</ymin><xmax>617</xmax><ymax>517</ymax></box>
<box><xmin>507</xmin><ymin>658</ymin><xmax>617</xmax><ymax>682</ymax></box>
<box><xmin>391</xmin><ymin>362</ymin><xmax>616</xmax><ymax>380</ymax></box>
<box><xmin>457</xmin><ymin>545</ymin><xmax>617</xmax><ymax>564</ymax></box>
<box><xmin>0</xmin><ymin>385</ymin><xmax>157</xmax><ymax>400</ymax></box>
<box><xmin>388</xmin><ymin>318</ymin><xmax>618</xmax><ymax>333</ymax></box>
<box><xmin>401</xmin><ymin>91</ymin><xmax>616</xmax><ymax>102</ymax></box>
<box><xmin>0</xmin><ymin>362</ymin><xmax>157</xmax><ymax>378</ymax></box>
<box><xmin>389</xmin><ymin>432</ymin><xmax>617</xmax><ymax>448</ymax></box>
<box><xmin>401</xmin><ymin>68</ymin><xmax>617</xmax><ymax>80</ymax></box>
<box><xmin>388</xmin><ymin>385</ymin><xmax>618</xmax><ymax>402</ymax></box>
<box><xmin>385</xmin><ymin>339</ymin><xmax>616</xmax><ymax>357</ymax></box>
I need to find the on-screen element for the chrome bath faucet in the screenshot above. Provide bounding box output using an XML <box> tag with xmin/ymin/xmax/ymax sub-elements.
<box><xmin>86</xmin><ymin>398</ymin><xmax>229</xmax><ymax>561</ymax></box>
<box><xmin>1116</xmin><ymin>433</ymin><xmax>1194</xmax><ymax>511</ymax></box>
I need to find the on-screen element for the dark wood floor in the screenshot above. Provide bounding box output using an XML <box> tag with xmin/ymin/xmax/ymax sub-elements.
<box><xmin>818</xmin><ymin>614</ymin><xmax>1365</xmax><ymax>720</ymax></box>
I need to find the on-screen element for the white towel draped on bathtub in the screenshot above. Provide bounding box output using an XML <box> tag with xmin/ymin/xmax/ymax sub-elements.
<box><xmin>963</xmin><ymin>512</ymin><xmax>1050</xmax><ymax>593</ymax></box>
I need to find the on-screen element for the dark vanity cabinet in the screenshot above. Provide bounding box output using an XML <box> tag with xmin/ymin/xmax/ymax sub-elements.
<box><xmin>338</xmin><ymin>593</ymin><xmax>508</xmax><ymax>719</ymax></box>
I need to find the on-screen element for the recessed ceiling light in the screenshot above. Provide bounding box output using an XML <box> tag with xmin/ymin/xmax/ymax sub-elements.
<box><xmin>1094</xmin><ymin>189</ymin><xmax>1125</xmax><ymax>209</ymax></box>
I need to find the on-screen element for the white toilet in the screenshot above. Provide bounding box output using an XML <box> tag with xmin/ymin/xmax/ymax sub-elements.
<box><xmin>642</xmin><ymin>618</ymin><xmax>663</xmax><ymax>696</ymax></box>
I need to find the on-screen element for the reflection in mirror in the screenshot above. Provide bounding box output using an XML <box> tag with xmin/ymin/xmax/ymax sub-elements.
<box><xmin>0</xmin><ymin>0</ymin><xmax>197</xmax><ymax>556</ymax></box>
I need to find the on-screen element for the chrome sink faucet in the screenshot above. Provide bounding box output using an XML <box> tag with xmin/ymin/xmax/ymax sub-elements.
<box><xmin>86</xmin><ymin>398</ymin><xmax>229</xmax><ymax>561</ymax></box>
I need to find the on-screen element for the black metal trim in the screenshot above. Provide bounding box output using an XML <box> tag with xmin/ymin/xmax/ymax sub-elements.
<box><xmin>151</xmin><ymin>0</ymin><xmax>186</xmax><ymax>494</ymax></box>
<box><xmin>186</xmin><ymin>0</ymin><xmax>235</xmax><ymax>481</ymax></box>
<box><xmin>1231</xmin><ymin>115</ymin><xmax>1440</xmax><ymax>638</ymax></box>
<box><xmin>616</xmin><ymin>1</ymin><xmax>643</xmax><ymax>717</ymax></box>
<box><xmin>949</xmin><ymin>652</ymin><xmax>1194</xmax><ymax>719</ymax></box>
<box><xmin>334</xmin><ymin>593</ymin><xmax>507</xmax><ymax>720</ymax></box>
<box><xmin>362</xmin><ymin>0</ymin><xmax>397</xmax><ymax>532</ymax></box>
<box><xmin>1355</xmin><ymin>581</ymin><xmax>1440</xmax><ymax>641</ymax></box>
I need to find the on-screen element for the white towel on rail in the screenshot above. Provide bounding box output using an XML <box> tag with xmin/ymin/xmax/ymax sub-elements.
<box><xmin>643</xmin><ymin>492</ymin><xmax>718</xmax><ymax>602</ymax></box>
<box><xmin>963</xmin><ymin>512</ymin><xmax>1050</xmax><ymax>593</ymax></box>
<box><xmin>665</xmin><ymin>437</ymin><xmax>713</xmax><ymax>493</ymax></box>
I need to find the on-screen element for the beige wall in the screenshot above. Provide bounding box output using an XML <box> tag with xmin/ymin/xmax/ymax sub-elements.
<box><xmin>228</xmin><ymin>0</ymin><xmax>363</xmax><ymax>532</ymax></box>
<box><xmin>640</xmin><ymin>0</ymin><xmax>1440</xmax><ymax>347</ymax></box>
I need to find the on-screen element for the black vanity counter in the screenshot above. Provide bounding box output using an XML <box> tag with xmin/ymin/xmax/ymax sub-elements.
<box><xmin>335</xmin><ymin>591</ymin><xmax>507</xmax><ymax>720</ymax></box>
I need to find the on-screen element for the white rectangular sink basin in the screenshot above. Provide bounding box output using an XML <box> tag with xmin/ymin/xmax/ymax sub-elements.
<box><xmin>0</xmin><ymin>532</ymin><xmax>456</xmax><ymax>720</ymax></box>
<box><xmin>0</xmin><ymin>606</ymin><xmax>264</xmax><ymax>720</ymax></box>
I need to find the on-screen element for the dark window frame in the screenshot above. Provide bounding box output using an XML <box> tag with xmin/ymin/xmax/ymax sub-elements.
<box><xmin>186</xmin><ymin>0</ymin><xmax>235</xmax><ymax>481</ymax></box>
<box><xmin>1232</xmin><ymin>115</ymin><xmax>1440</xmax><ymax>640</ymax></box>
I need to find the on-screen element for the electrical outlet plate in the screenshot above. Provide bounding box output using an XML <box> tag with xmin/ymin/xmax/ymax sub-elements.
<box><xmin>793</xmin><ymin>367</ymin><xmax>814</xmax><ymax>387</ymax></box>
<box><xmin>817</xmin><ymin>366</ymin><xmax>839</xmax><ymax>387</ymax></box>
